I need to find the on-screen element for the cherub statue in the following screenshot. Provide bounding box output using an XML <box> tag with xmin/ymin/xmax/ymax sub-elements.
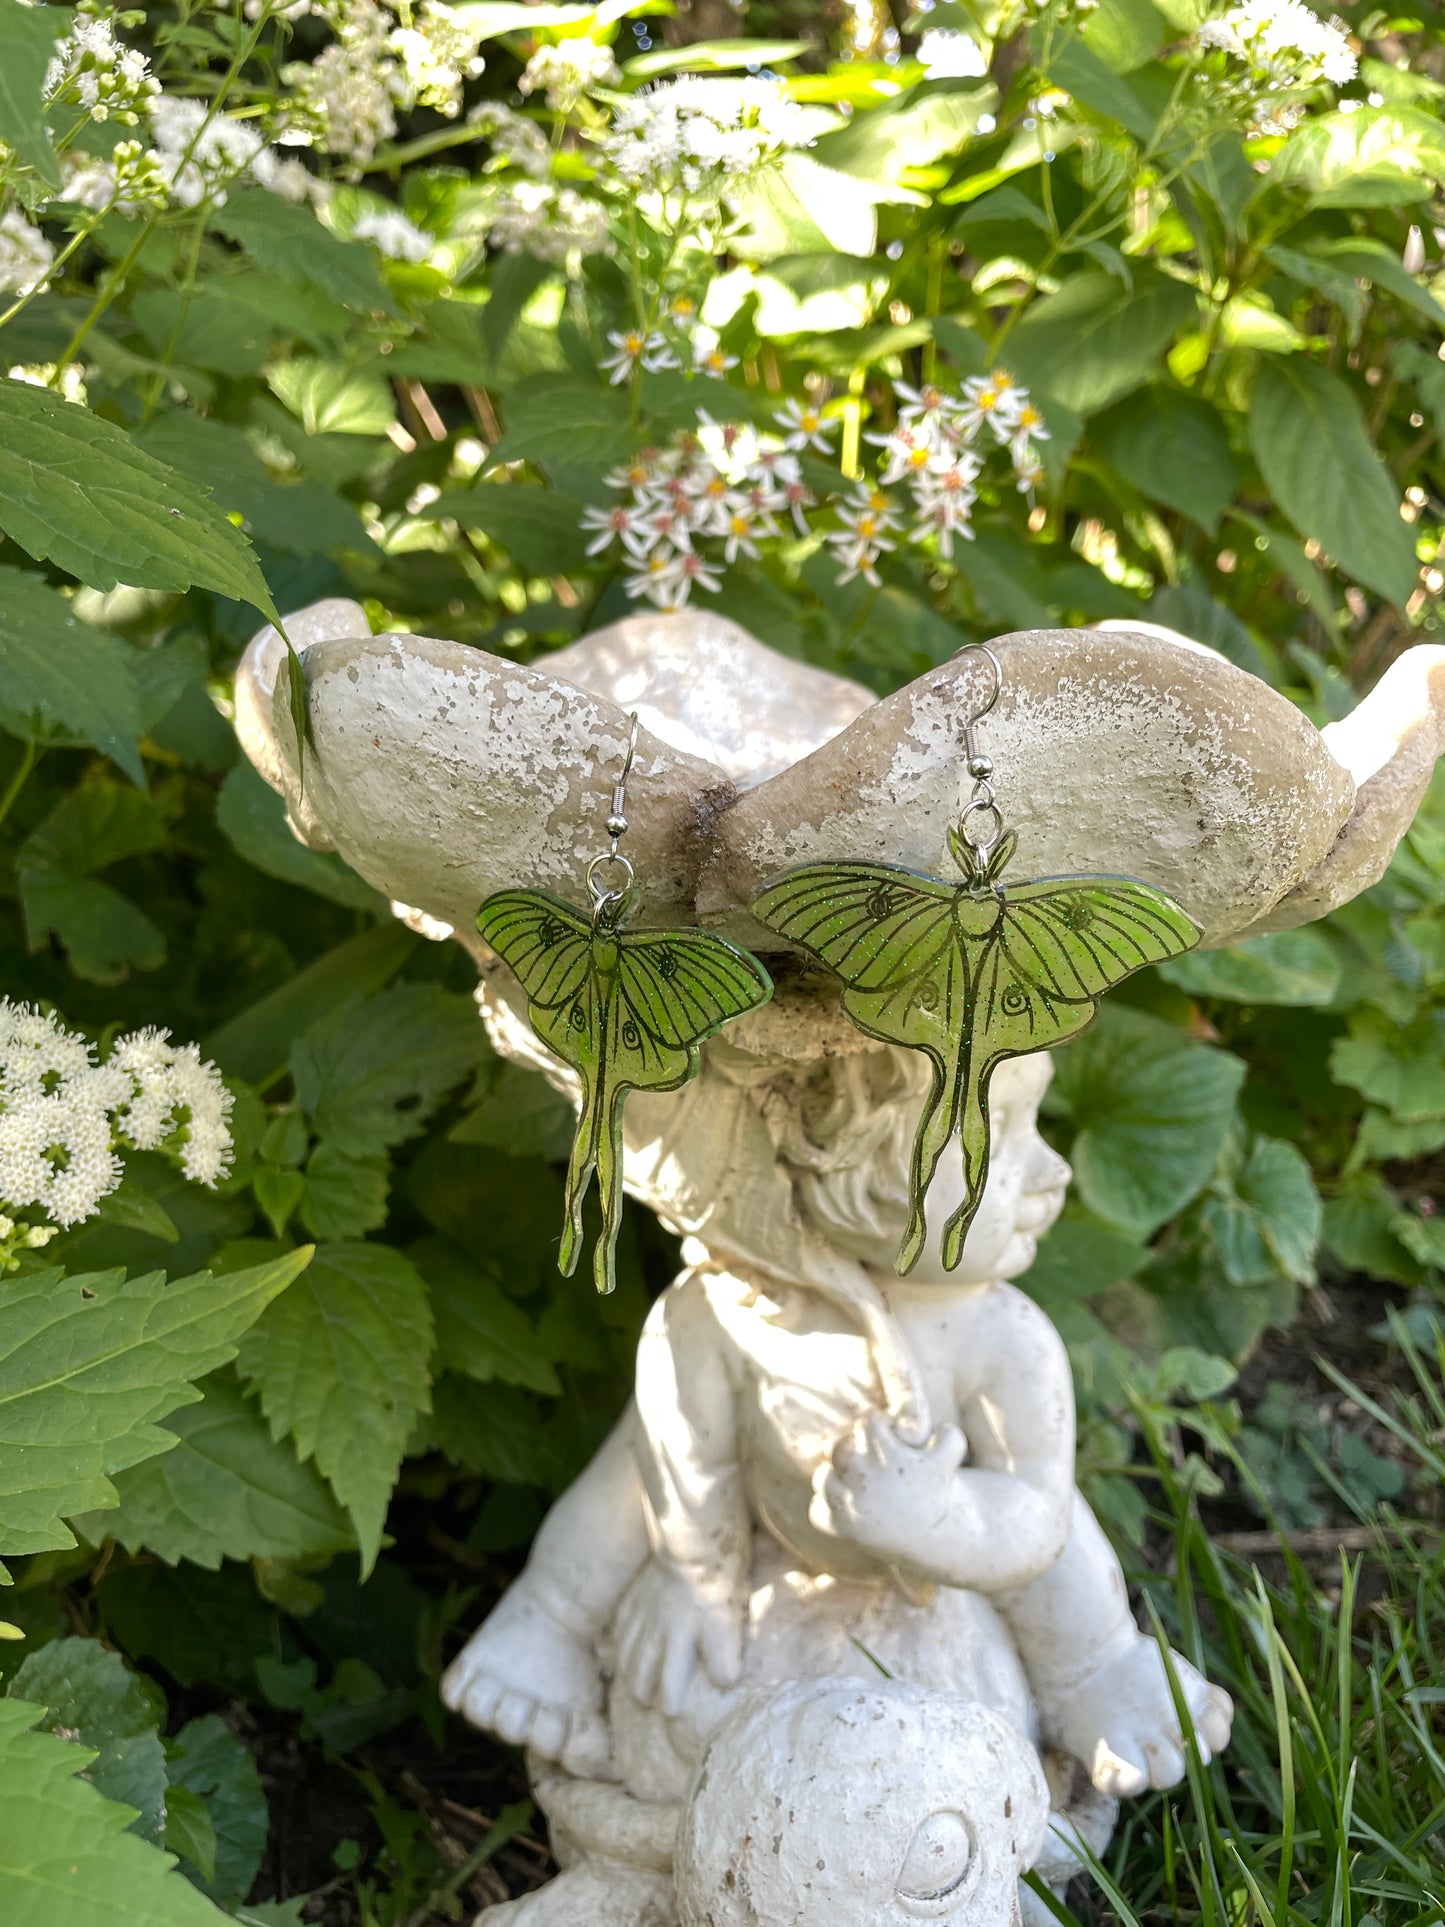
<box><xmin>234</xmin><ymin>603</ymin><xmax>1445</xmax><ymax>1924</ymax></box>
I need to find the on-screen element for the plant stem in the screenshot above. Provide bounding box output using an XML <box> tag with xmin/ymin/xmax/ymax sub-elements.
<box><xmin>0</xmin><ymin>742</ymin><xmax>39</xmax><ymax>833</ymax></box>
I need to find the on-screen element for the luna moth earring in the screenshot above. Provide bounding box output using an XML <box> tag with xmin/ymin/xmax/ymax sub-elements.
<box><xmin>750</xmin><ymin>645</ymin><xmax>1202</xmax><ymax>1277</ymax></box>
<box><xmin>477</xmin><ymin>714</ymin><xmax>773</xmax><ymax>1295</ymax></box>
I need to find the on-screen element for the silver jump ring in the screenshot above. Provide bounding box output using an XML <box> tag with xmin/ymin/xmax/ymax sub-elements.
<box><xmin>587</xmin><ymin>850</ymin><xmax>635</xmax><ymax>909</ymax></box>
<box><xmin>960</xmin><ymin>795</ymin><xmax>1003</xmax><ymax>851</ymax></box>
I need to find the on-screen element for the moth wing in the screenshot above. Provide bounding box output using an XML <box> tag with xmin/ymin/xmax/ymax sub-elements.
<box><xmin>611</xmin><ymin>931</ymin><xmax>772</xmax><ymax>1092</ymax></box>
<box><xmin>476</xmin><ymin>890</ymin><xmax>593</xmax><ymax>1012</ymax></box>
<box><xmin>998</xmin><ymin>876</ymin><xmax>1201</xmax><ymax>1006</ymax></box>
<box><xmin>753</xmin><ymin>862</ymin><xmax>959</xmax><ymax>989</ymax></box>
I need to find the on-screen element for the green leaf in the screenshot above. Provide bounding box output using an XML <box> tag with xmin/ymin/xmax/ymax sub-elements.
<box><xmin>1322</xmin><ymin>1177</ymin><xmax>1423</xmax><ymax>1288</ymax></box>
<box><xmin>130</xmin><ymin>414</ymin><xmax>374</xmax><ymax>559</ymax></box>
<box><xmin>432</xmin><ymin>485</ymin><xmax>594</xmax><ymax>575</ymax></box>
<box><xmin>166</xmin><ymin>1715</ymin><xmax>267</xmax><ymax>1907</ymax></box>
<box><xmin>0</xmin><ymin>0</ymin><xmax>69</xmax><ymax>187</ymax></box>
<box><xmin>6</xmin><ymin>1637</ymin><xmax>168</xmax><ymax>1842</ymax></box>
<box><xmin>202</xmin><ymin>924</ymin><xmax>416</xmax><ymax>1086</ymax></box>
<box><xmin>1299</xmin><ymin>237</ymin><xmax>1445</xmax><ymax>329</ymax></box>
<box><xmin>0</xmin><ymin>1699</ymin><xmax>229</xmax><ymax>1927</ymax></box>
<box><xmin>1330</xmin><ymin>1012</ymin><xmax>1445</xmax><ymax>1120</ymax></box>
<box><xmin>0</xmin><ymin>380</ymin><xmax>278</xmax><ymax>616</ymax></box>
<box><xmin>210</xmin><ymin>191</ymin><xmax>394</xmax><ymax>314</ymax></box>
<box><xmin>1269</xmin><ymin>105</ymin><xmax>1445</xmax><ymax>207</ymax></box>
<box><xmin>215</xmin><ymin>761</ymin><xmax>383</xmax><ymax>911</ymax></box>
<box><xmin>79</xmin><ymin>1369</ymin><xmax>356</xmax><ymax>1568</ymax></box>
<box><xmin>414</xmin><ymin>1236</ymin><xmax>561</xmax><ymax>1395</ymax></box>
<box><xmin>0</xmin><ymin>1252</ymin><xmax>310</xmax><ymax>1575</ymax></box>
<box><xmin>816</xmin><ymin>83</ymin><xmax>997</xmax><ymax>185</ymax></box>
<box><xmin>162</xmin><ymin>1785</ymin><xmax>217</xmax><ymax>1885</ymax></box>
<box><xmin>1147</xmin><ymin>581</ymin><xmax>1272</xmax><ymax>679</ymax></box>
<box><xmin>0</xmin><ymin>567</ymin><xmax>145</xmax><ymax>781</ymax></box>
<box><xmin>490</xmin><ymin>376</ymin><xmax>634</xmax><ymax>469</ymax></box>
<box><xmin>299</xmin><ymin>1141</ymin><xmax>391</xmax><ymax>1241</ymax></box>
<box><xmin>265</xmin><ymin>360</ymin><xmax>397</xmax><ymax>438</ymax></box>
<box><xmin>96</xmin><ymin>1563</ymin><xmax>282</xmax><ymax>1693</ymax></box>
<box><xmin>1050</xmin><ymin>1006</ymin><xmax>1246</xmax><ymax>1236</ymax></box>
<box><xmin>1201</xmin><ymin>1137</ymin><xmax>1321</xmax><ymax>1285</ymax></box>
<box><xmin>1006</xmin><ymin>271</ymin><xmax>1198</xmax><ymax>415</ymax></box>
<box><xmin>1092</xmin><ymin>387</ymin><xmax>1237</xmax><ymax>531</ymax></box>
<box><xmin>1248</xmin><ymin>358</ymin><xmax>1416</xmax><ymax>607</ymax></box>
<box><xmin>238</xmin><ymin>1243</ymin><xmax>433</xmax><ymax>1571</ymax></box>
<box><xmin>17</xmin><ymin>776</ymin><xmax>171</xmax><ymax>982</ymax></box>
<box><xmin>291</xmin><ymin>983</ymin><xmax>486</xmax><ymax>1157</ymax></box>
<box><xmin>625</xmin><ymin>35</ymin><xmax>811</xmax><ymax>76</ymax></box>
<box><xmin>1161</xmin><ymin>927</ymin><xmax>1341</xmax><ymax>1005</ymax></box>
<box><xmin>451</xmin><ymin>1058</ymin><xmax>574</xmax><ymax>1161</ymax></box>
<box><xmin>423</xmin><ymin>1376</ymin><xmax>569</xmax><ymax>1488</ymax></box>
<box><xmin>1023</xmin><ymin>1212</ymin><xmax>1150</xmax><ymax>1317</ymax></box>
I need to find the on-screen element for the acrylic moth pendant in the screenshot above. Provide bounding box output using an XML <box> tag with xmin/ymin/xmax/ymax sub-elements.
<box><xmin>477</xmin><ymin>717</ymin><xmax>771</xmax><ymax>1295</ymax></box>
<box><xmin>751</xmin><ymin>822</ymin><xmax>1199</xmax><ymax>1276</ymax></box>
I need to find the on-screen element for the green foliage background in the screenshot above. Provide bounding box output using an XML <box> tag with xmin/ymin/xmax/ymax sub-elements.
<box><xmin>0</xmin><ymin>0</ymin><xmax>1443</xmax><ymax>1919</ymax></box>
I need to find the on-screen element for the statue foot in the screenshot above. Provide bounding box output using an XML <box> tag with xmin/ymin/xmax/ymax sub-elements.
<box><xmin>442</xmin><ymin>1583</ymin><xmax>612</xmax><ymax>1777</ymax></box>
<box><xmin>1045</xmin><ymin>1636</ymin><xmax>1234</xmax><ymax>1796</ymax></box>
<box><xmin>476</xmin><ymin>1863</ymin><xmax>675</xmax><ymax>1926</ymax></box>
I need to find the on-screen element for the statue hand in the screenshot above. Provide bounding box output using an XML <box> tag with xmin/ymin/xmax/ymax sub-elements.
<box><xmin>615</xmin><ymin>1561</ymin><xmax>745</xmax><ymax>1719</ymax></box>
<box><xmin>809</xmin><ymin>1411</ymin><xmax>970</xmax><ymax>1563</ymax></box>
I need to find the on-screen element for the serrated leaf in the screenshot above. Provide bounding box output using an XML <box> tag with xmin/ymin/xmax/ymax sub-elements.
<box><xmin>0</xmin><ymin>567</ymin><xmax>145</xmax><ymax>781</ymax></box>
<box><xmin>163</xmin><ymin>1785</ymin><xmax>217</xmax><ymax>1884</ymax></box>
<box><xmin>6</xmin><ymin>1636</ymin><xmax>168</xmax><ymax>1842</ymax></box>
<box><xmin>78</xmin><ymin>1369</ymin><xmax>355</xmax><ymax>1568</ymax></box>
<box><xmin>1201</xmin><ymin>1137</ymin><xmax>1321</xmax><ymax>1285</ymax></box>
<box><xmin>0</xmin><ymin>1252</ymin><xmax>310</xmax><ymax>1576</ymax></box>
<box><xmin>210</xmin><ymin>191</ymin><xmax>393</xmax><ymax>314</ymax></box>
<box><xmin>414</xmin><ymin>1236</ymin><xmax>560</xmax><ymax>1395</ymax></box>
<box><xmin>299</xmin><ymin>1141</ymin><xmax>390</xmax><ymax>1241</ymax></box>
<box><xmin>490</xmin><ymin>376</ymin><xmax>634</xmax><ymax>468</ymax></box>
<box><xmin>0</xmin><ymin>0</ymin><xmax>69</xmax><ymax>186</ymax></box>
<box><xmin>291</xmin><ymin>983</ymin><xmax>486</xmax><ymax>1157</ymax></box>
<box><xmin>215</xmin><ymin>761</ymin><xmax>383</xmax><ymax>911</ymax></box>
<box><xmin>1092</xmin><ymin>386</ymin><xmax>1237</xmax><ymax>531</ymax></box>
<box><xmin>266</xmin><ymin>360</ymin><xmax>396</xmax><ymax>437</ymax></box>
<box><xmin>1161</xmin><ymin>927</ymin><xmax>1341</xmax><ymax>1005</ymax></box>
<box><xmin>1050</xmin><ymin>1005</ymin><xmax>1246</xmax><ymax>1236</ymax></box>
<box><xmin>451</xmin><ymin>1058</ymin><xmax>574</xmax><ymax>1161</ymax></box>
<box><xmin>17</xmin><ymin>776</ymin><xmax>171</xmax><ymax>982</ymax></box>
<box><xmin>0</xmin><ymin>381</ymin><xmax>278</xmax><ymax>615</ymax></box>
<box><xmin>131</xmin><ymin>414</ymin><xmax>374</xmax><ymax>559</ymax></box>
<box><xmin>166</xmin><ymin>1715</ymin><xmax>267</xmax><ymax>1907</ymax></box>
<box><xmin>1248</xmin><ymin>358</ymin><xmax>1417</xmax><ymax>606</ymax></box>
<box><xmin>238</xmin><ymin>1244</ymin><xmax>433</xmax><ymax>1571</ymax></box>
<box><xmin>423</xmin><ymin>1375</ymin><xmax>568</xmax><ymax>1488</ymax></box>
<box><xmin>0</xmin><ymin>1698</ymin><xmax>228</xmax><ymax>1927</ymax></box>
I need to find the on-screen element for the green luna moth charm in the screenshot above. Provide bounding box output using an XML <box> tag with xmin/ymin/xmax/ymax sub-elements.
<box><xmin>750</xmin><ymin>647</ymin><xmax>1201</xmax><ymax>1277</ymax></box>
<box><xmin>477</xmin><ymin>716</ymin><xmax>772</xmax><ymax>1295</ymax></box>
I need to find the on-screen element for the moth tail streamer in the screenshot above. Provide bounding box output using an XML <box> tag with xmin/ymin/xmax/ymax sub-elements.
<box><xmin>559</xmin><ymin>1091</ymin><xmax>598</xmax><ymax>1280</ymax></box>
<box><xmin>589</xmin><ymin>1089</ymin><xmax>627</xmax><ymax>1297</ymax></box>
<box><xmin>897</xmin><ymin>1051</ymin><xmax>961</xmax><ymax>1275</ymax></box>
<box><xmin>939</xmin><ymin>1071</ymin><xmax>994</xmax><ymax>1272</ymax></box>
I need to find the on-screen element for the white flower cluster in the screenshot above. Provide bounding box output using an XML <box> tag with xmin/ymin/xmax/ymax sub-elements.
<box><xmin>59</xmin><ymin>138</ymin><xmax>168</xmax><ymax>215</ymax></box>
<box><xmin>285</xmin><ymin>0</ymin><xmax>485</xmax><ymax>167</ymax></box>
<box><xmin>474</xmin><ymin>102</ymin><xmax>553</xmax><ymax>179</ymax></box>
<box><xmin>148</xmin><ymin>96</ymin><xmax>316</xmax><ymax>209</ymax></box>
<box><xmin>353</xmin><ymin>206</ymin><xmax>432</xmax><ymax>261</ymax></box>
<box><xmin>586</xmin><ymin>367</ymin><xmax>1047</xmax><ymax>608</ymax></box>
<box><xmin>583</xmin><ymin>407</ymin><xmax>818</xmax><ymax>610</ymax></box>
<box><xmin>518</xmin><ymin>36</ymin><xmax>621</xmax><ymax>114</ymax></box>
<box><xmin>44</xmin><ymin>13</ymin><xmax>160</xmax><ymax>125</ymax></box>
<box><xmin>863</xmin><ymin>371</ymin><xmax>1048</xmax><ymax>565</ymax></box>
<box><xmin>600</xmin><ymin>77</ymin><xmax>827</xmax><ymax>195</ymax></box>
<box><xmin>0</xmin><ymin>1002</ymin><xmax>233</xmax><ymax>1233</ymax></box>
<box><xmin>1197</xmin><ymin>0</ymin><xmax>1356</xmax><ymax>131</ymax></box>
<box><xmin>0</xmin><ymin>208</ymin><xmax>55</xmax><ymax>298</ymax></box>
<box><xmin>487</xmin><ymin>181</ymin><xmax>612</xmax><ymax>268</ymax></box>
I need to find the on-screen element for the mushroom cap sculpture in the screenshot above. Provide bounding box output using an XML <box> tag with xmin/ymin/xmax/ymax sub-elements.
<box><xmin>236</xmin><ymin>603</ymin><xmax>1445</xmax><ymax>958</ymax></box>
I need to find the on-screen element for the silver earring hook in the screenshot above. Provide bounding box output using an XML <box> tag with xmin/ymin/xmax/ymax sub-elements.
<box><xmin>954</xmin><ymin>646</ymin><xmax>1004</xmax><ymax>863</ymax></box>
<box><xmin>588</xmin><ymin>711</ymin><xmax>639</xmax><ymax>917</ymax></box>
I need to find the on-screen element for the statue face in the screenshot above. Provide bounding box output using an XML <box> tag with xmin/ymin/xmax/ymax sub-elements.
<box><xmin>859</xmin><ymin>1052</ymin><xmax>1071</xmax><ymax>1288</ymax></box>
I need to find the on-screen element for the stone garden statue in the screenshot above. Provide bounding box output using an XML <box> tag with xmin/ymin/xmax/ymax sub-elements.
<box><xmin>235</xmin><ymin>604</ymin><xmax>1445</xmax><ymax>1926</ymax></box>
